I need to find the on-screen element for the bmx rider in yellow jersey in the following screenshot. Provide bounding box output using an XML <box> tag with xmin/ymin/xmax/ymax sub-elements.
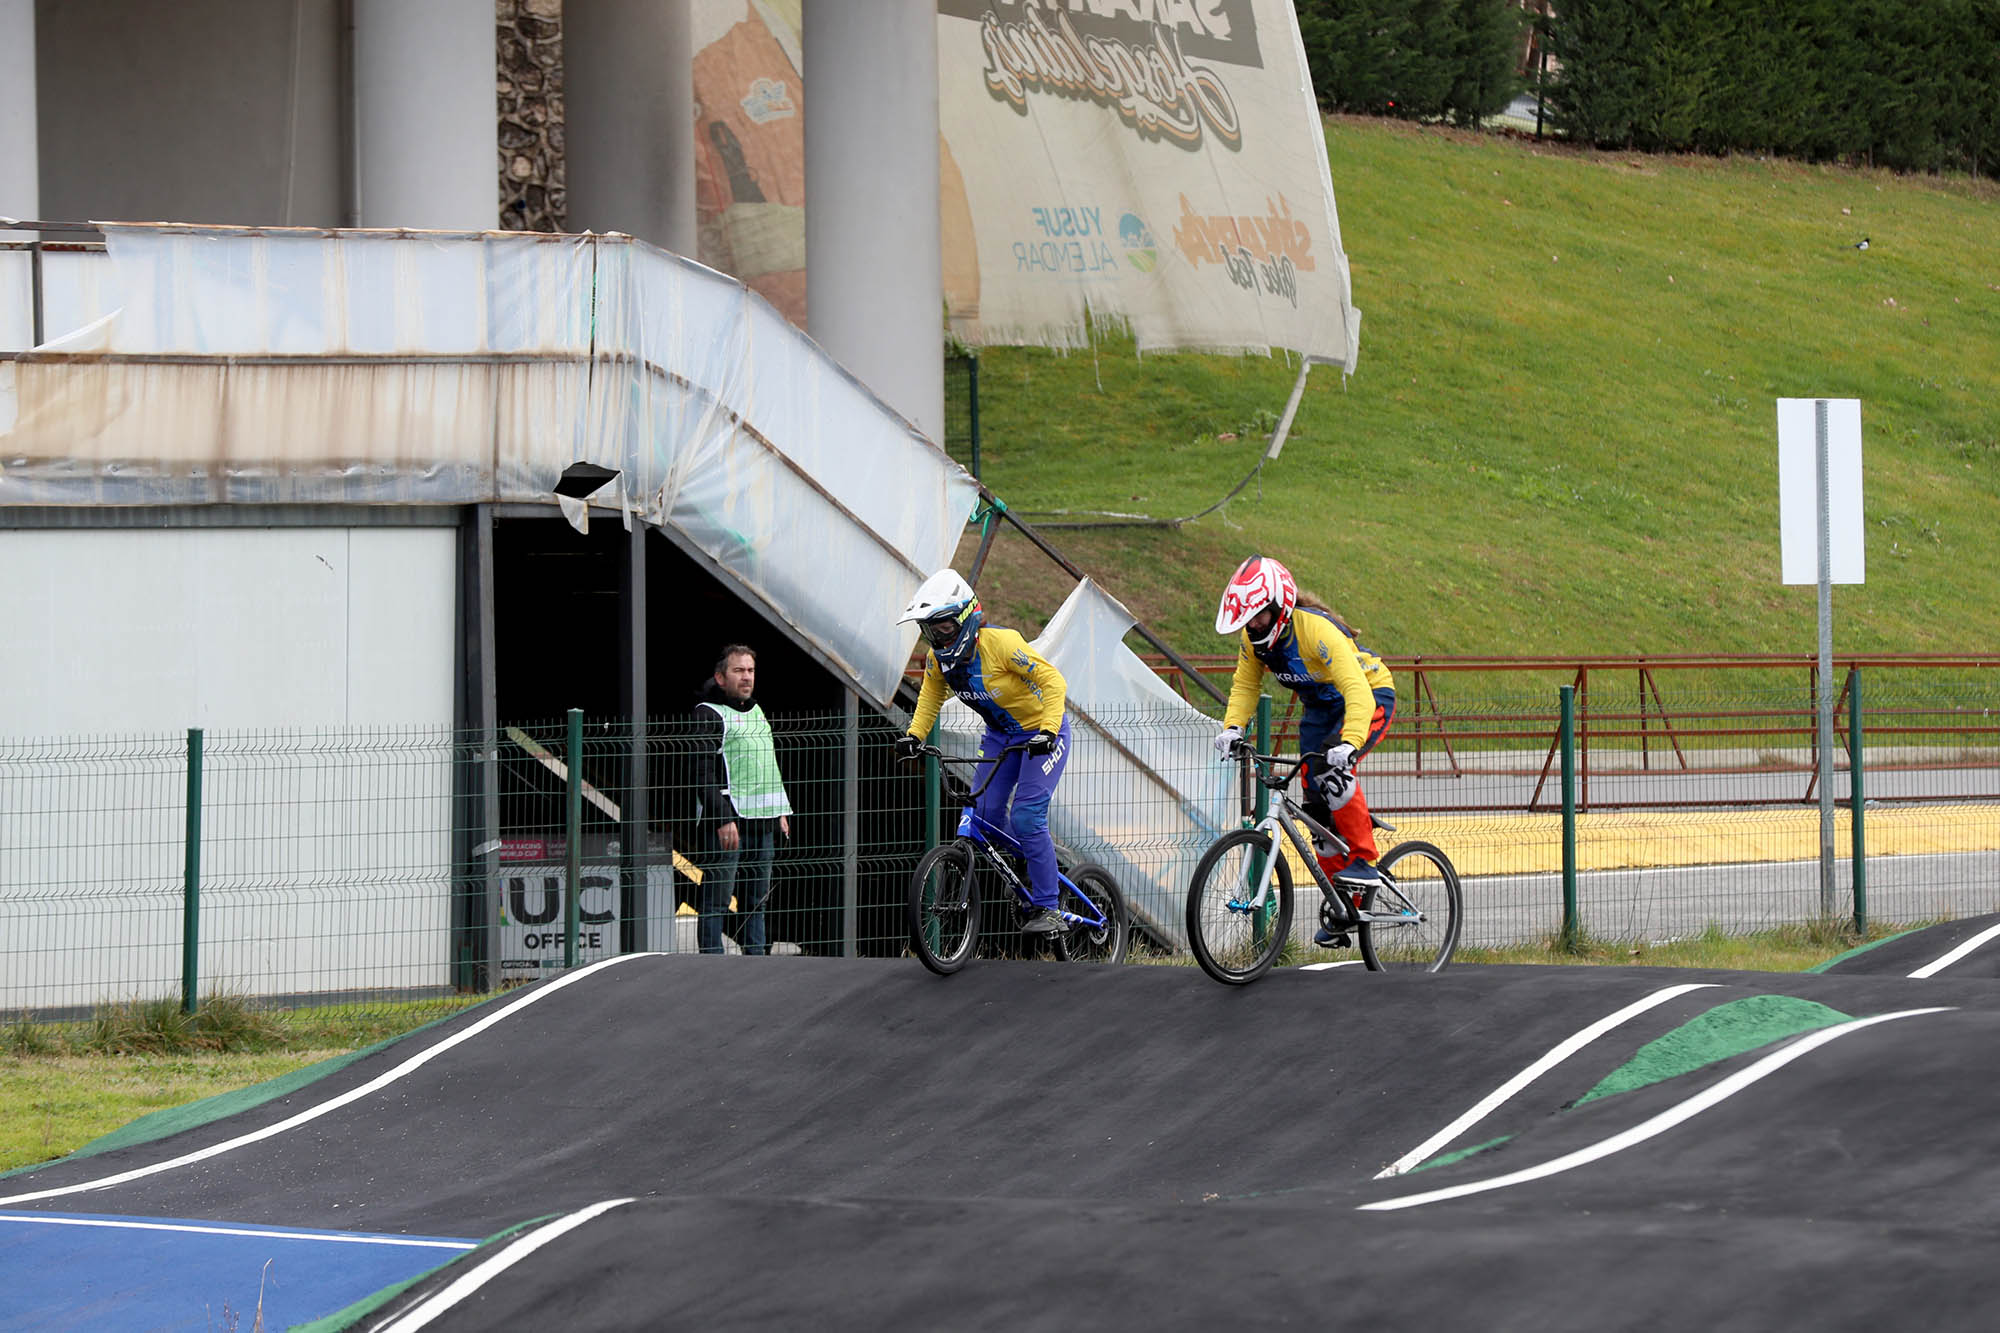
<box><xmin>1212</xmin><ymin>555</ymin><xmax>1397</xmax><ymax>948</ymax></box>
<box><xmin>894</xmin><ymin>569</ymin><xmax>1072</xmax><ymax>934</ymax></box>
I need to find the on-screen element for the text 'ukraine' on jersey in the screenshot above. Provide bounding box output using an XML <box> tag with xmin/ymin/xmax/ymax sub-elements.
<box><xmin>1223</xmin><ymin>607</ymin><xmax>1394</xmax><ymax>746</ymax></box>
<box><xmin>910</xmin><ymin>625</ymin><xmax>1067</xmax><ymax>739</ymax></box>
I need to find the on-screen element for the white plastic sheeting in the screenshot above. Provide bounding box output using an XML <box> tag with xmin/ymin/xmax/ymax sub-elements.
<box><xmin>0</xmin><ymin>224</ymin><xmax>980</xmax><ymax>704</ymax></box>
<box><xmin>927</xmin><ymin>579</ymin><xmax>1237</xmax><ymax>944</ymax></box>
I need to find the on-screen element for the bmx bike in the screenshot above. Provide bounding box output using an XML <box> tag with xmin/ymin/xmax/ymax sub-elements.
<box><xmin>904</xmin><ymin>741</ymin><xmax>1129</xmax><ymax>975</ymax></box>
<box><xmin>1184</xmin><ymin>746</ymin><xmax>1462</xmax><ymax>985</ymax></box>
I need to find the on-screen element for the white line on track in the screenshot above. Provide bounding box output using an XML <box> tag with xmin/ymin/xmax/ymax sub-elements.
<box><xmin>1358</xmin><ymin>1006</ymin><xmax>1952</xmax><ymax>1211</ymax></box>
<box><xmin>369</xmin><ymin>1197</ymin><xmax>634</xmax><ymax>1332</ymax></box>
<box><xmin>0</xmin><ymin>952</ymin><xmax>663</xmax><ymax>1207</ymax></box>
<box><xmin>1299</xmin><ymin>960</ymin><xmax>1366</xmax><ymax>970</ymax></box>
<box><xmin>0</xmin><ymin>1213</ymin><xmax>473</xmax><ymax>1249</ymax></box>
<box><xmin>1908</xmin><ymin>920</ymin><xmax>2000</xmax><ymax>978</ymax></box>
<box><xmin>1374</xmin><ymin>982</ymin><xmax>1721</xmax><ymax>1179</ymax></box>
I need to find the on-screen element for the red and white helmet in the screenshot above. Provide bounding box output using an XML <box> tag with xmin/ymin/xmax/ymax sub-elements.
<box><xmin>1215</xmin><ymin>555</ymin><xmax>1297</xmax><ymax>648</ymax></box>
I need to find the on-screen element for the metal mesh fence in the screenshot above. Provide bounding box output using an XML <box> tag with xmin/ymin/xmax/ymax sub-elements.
<box><xmin>942</xmin><ymin>351</ymin><xmax>979</xmax><ymax>479</ymax></box>
<box><xmin>1</xmin><ymin>733</ymin><xmax>189</xmax><ymax>1016</ymax></box>
<box><xmin>4</xmin><ymin>676</ymin><xmax>1997</xmax><ymax>1023</ymax></box>
<box><xmin>201</xmin><ymin>728</ymin><xmax>461</xmax><ymax>1006</ymax></box>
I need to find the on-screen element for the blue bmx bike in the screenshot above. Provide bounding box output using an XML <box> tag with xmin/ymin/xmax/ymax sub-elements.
<box><xmin>905</xmin><ymin>741</ymin><xmax>1129</xmax><ymax>975</ymax></box>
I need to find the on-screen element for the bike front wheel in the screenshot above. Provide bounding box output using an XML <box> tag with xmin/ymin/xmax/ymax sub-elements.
<box><xmin>908</xmin><ymin>839</ymin><xmax>982</xmax><ymax>975</ymax></box>
<box><xmin>1056</xmin><ymin>865</ymin><xmax>1129</xmax><ymax>964</ymax></box>
<box><xmin>1185</xmin><ymin>828</ymin><xmax>1294</xmax><ymax>985</ymax></box>
<box><xmin>1359</xmin><ymin>840</ymin><xmax>1462</xmax><ymax>972</ymax></box>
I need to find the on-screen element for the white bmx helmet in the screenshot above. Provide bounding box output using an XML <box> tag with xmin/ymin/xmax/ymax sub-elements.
<box><xmin>897</xmin><ymin>568</ymin><xmax>983</xmax><ymax>669</ymax></box>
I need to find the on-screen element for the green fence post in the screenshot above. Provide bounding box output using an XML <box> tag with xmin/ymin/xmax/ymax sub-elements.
<box><xmin>1247</xmin><ymin>696</ymin><xmax>1276</xmax><ymax>945</ymax></box>
<box><xmin>924</xmin><ymin>718</ymin><xmax>943</xmax><ymax>850</ymax></box>
<box><xmin>967</xmin><ymin>355</ymin><xmax>982</xmax><ymax>482</ymax></box>
<box><xmin>1253</xmin><ymin>696</ymin><xmax>1272</xmax><ymax>825</ymax></box>
<box><xmin>1849</xmin><ymin>667</ymin><xmax>1866</xmax><ymax>935</ymax></box>
<box><xmin>566</xmin><ymin>708</ymin><xmax>583</xmax><ymax>970</ymax></box>
<box><xmin>182</xmin><ymin>727</ymin><xmax>203</xmax><ymax>1015</ymax></box>
<box><xmin>1559</xmin><ymin>685</ymin><xmax>1579</xmax><ymax>951</ymax></box>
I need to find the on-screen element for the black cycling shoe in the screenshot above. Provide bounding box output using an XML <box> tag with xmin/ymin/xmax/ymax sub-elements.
<box><xmin>1020</xmin><ymin>907</ymin><xmax>1065</xmax><ymax>935</ymax></box>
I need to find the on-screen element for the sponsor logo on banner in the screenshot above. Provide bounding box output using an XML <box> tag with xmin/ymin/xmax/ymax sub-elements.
<box><xmin>740</xmin><ymin>77</ymin><xmax>796</xmax><ymax>124</ymax></box>
<box><xmin>1172</xmin><ymin>192</ymin><xmax>1313</xmax><ymax>306</ymax></box>
<box><xmin>940</xmin><ymin>0</ymin><xmax>1262</xmax><ymax>152</ymax></box>
<box><xmin>1118</xmin><ymin>213</ymin><xmax>1158</xmax><ymax>272</ymax></box>
<box><xmin>1014</xmin><ymin>204</ymin><xmax>1121</xmax><ymax>276</ymax></box>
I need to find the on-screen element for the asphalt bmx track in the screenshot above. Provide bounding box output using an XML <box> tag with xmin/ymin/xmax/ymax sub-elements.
<box><xmin>6</xmin><ymin>917</ymin><xmax>2000</xmax><ymax>1331</ymax></box>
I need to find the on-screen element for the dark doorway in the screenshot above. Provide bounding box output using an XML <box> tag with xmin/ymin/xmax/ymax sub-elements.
<box><xmin>491</xmin><ymin>514</ymin><xmax>856</xmax><ymax>724</ymax></box>
<box><xmin>482</xmin><ymin>513</ymin><xmax>919</xmax><ymax>963</ymax></box>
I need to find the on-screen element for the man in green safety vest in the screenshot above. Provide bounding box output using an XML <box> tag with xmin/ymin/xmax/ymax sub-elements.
<box><xmin>692</xmin><ymin>644</ymin><xmax>793</xmax><ymax>954</ymax></box>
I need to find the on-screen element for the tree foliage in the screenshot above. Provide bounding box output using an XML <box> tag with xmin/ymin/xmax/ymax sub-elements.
<box><xmin>1297</xmin><ymin>0</ymin><xmax>1528</xmax><ymax>126</ymax></box>
<box><xmin>1542</xmin><ymin>0</ymin><xmax>2000</xmax><ymax>177</ymax></box>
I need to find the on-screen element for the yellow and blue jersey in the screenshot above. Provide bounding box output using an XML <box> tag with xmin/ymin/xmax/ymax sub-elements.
<box><xmin>909</xmin><ymin>626</ymin><xmax>1067</xmax><ymax>739</ymax></box>
<box><xmin>1223</xmin><ymin>607</ymin><xmax>1394</xmax><ymax>747</ymax></box>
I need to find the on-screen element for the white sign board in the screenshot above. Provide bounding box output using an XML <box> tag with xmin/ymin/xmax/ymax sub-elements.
<box><xmin>1777</xmin><ymin>398</ymin><xmax>1864</xmax><ymax>585</ymax></box>
<box><xmin>497</xmin><ymin>858</ymin><xmax>680</xmax><ymax>982</ymax></box>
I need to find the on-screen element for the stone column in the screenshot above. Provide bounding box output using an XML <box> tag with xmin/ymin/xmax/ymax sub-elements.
<box><xmin>497</xmin><ymin>0</ymin><xmax>566</xmax><ymax>233</ymax></box>
<box><xmin>353</xmin><ymin>0</ymin><xmax>495</xmax><ymax>230</ymax></box>
<box><xmin>0</xmin><ymin>0</ymin><xmax>38</xmax><ymax>222</ymax></box>
<box><xmin>565</xmin><ymin>0</ymin><xmax>695</xmax><ymax>255</ymax></box>
<box><xmin>804</xmin><ymin>0</ymin><xmax>943</xmax><ymax>442</ymax></box>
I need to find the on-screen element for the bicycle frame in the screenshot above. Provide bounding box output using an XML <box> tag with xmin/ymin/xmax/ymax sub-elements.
<box><xmin>928</xmin><ymin>743</ymin><xmax>1109</xmax><ymax>933</ymax></box>
<box><xmin>1231</xmin><ymin>754</ymin><xmax>1427</xmax><ymax>933</ymax></box>
<box><xmin>951</xmin><ymin>806</ymin><xmax>1108</xmax><ymax>931</ymax></box>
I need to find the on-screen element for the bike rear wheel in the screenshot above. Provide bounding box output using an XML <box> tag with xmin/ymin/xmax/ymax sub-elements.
<box><xmin>1056</xmin><ymin>865</ymin><xmax>1129</xmax><ymax>964</ymax></box>
<box><xmin>1359</xmin><ymin>840</ymin><xmax>1462</xmax><ymax>972</ymax></box>
<box><xmin>908</xmin><ymin>839</ymin><xmax>982</xmax><ymax>975</ymax></box>
<box><xmin>1185</xmin><ymin>828</ymin><xmax>1294</xmax><ymax>985</ymax></box>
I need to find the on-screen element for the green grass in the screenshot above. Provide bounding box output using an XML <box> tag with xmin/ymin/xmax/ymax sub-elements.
<box><xmin>1451</xmin><ymin>918</ymin><xmax>1906</xmax><ymax>971</ymax></box>
<box><xmin>963</xmin><ymin>116</ymin><xmax>2000</xmax><ymax>660</ymax></box>
<box><xmin>0</xmin><ymin>998</ymin><xmax>479</xmax><ymax>1173</ymax></box>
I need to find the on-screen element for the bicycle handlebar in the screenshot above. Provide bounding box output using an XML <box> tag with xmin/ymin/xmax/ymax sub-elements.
<box><xmin>903</xmin><ymin>740</ymin><xmax>1036</xmax><ymax>801</ymax></box>
<box><xmin>1230</xmin><ymin>746</ymin><xmax>1316</xmax><ymax>790</ymax></box>
<box><xmin>907</xmin><ymin>741</ymin><xmax>1034</xmax><ymax>765</ymax></box>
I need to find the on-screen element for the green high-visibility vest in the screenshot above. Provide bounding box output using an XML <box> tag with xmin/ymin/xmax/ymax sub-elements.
<box><xmin>700</xmin><ymin>700</ymin><xmax>793</xmax><ymax>819</ymax></box>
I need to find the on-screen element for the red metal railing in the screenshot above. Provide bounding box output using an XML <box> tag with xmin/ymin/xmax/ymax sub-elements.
<box><xmin>1136</xmin><ymin>654</ymin><xmax>2000</xmax><ymax>811</ymax></box>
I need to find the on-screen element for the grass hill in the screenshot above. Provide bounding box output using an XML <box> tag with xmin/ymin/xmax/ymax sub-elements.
<box><xmin>959</xmin><ymin>115</ymin><xmax>2000</xmax><ymax>662</ymax></box>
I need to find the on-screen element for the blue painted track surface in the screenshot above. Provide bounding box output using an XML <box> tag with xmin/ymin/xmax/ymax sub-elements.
<box><xmin>0</xmin><ymin>1210</ymin><xmax>472</xmax><ymax>1332</ymax></box>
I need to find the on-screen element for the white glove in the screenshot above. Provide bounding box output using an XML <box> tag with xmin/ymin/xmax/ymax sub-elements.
<box><xmin>1325</xmin><ymin>741</ymin><xmax>1358</xmax><ymax>775</ymax></box>
<box><xmin>1213</xmin><ymin>726</ymin><xmax>1243</xmax><ymax>759</ymax></box>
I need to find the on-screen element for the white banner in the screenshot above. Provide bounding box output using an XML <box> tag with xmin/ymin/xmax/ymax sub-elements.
<box><xmin>692</xmin><ymin>0</ymin><xmax>1360</xmax><ymax>365</ymax></box>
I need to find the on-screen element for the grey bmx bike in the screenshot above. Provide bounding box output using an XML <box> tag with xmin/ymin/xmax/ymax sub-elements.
<box><xmin>1184</xmin><ymin>746</ymin><xmax>1462</xmax><ymax>985</ymax></box>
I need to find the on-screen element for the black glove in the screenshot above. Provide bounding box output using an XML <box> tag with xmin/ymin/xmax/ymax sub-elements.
<box><xmin>894</xmin><ymin>733</ymin><xmax>925</xmax><ymax>762</ymax></box>
<box><xmin>1026</xmin><ymin>729</ymin><xmax>1059</xmax><ymax>755</ymax></box>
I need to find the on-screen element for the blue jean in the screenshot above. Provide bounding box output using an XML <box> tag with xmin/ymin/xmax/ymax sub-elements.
<box><xmin>701</xmin><ymin>818</ymin><xmax>778</xmax><ymax>955</ymax></box>
<box><xmin>975</xmin><ymin>720</ymin><xmax>1072</xmax><ymax>911</ymax></box>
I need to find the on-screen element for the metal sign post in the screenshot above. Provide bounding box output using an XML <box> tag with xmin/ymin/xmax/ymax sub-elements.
<box><xmin>1777</xmin><ymin>398</ymin><xmax>1864</xmax><ymax>919</ymax></box>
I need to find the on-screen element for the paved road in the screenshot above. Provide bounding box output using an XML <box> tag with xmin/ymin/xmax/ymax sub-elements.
<box><xmin>9</xmin><ymin>945</ymin><xmax>2000</xmax><ymax>1329</ymax></box>
<box><xmin>1370</xmin><ymin>761</ymin><xmax>1998</xmax><ymax>813</ymax></box>
<box><xmin>1451</xmin><ymin>850</ymin><xmax>2000</xmax><ymax>949</ymax></box>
